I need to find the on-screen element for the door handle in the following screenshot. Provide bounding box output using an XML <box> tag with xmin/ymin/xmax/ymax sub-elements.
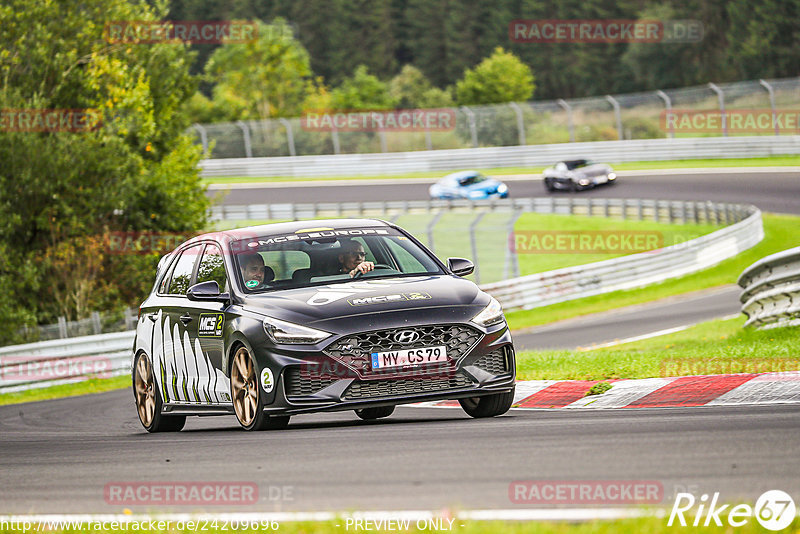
<box><xmin>180</xmin><ymin>314</ymin><xmax>192</xmax><ymax>325</ymax></box>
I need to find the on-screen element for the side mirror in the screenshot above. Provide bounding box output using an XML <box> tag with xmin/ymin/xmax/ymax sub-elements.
<box><xmin>447</xmin><ymin>257</ymin><xmax>474</xmax><ymax>277</ymax></box>
<box><xmin>187</xmin><ymin>281</ymin><xmax>230</xmax><ymax>302</ymax></box>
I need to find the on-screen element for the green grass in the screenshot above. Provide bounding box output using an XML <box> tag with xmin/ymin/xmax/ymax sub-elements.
<box><xmin>506</xmin><ymin>213</ymin><xmax>799</xmax><ymax>331</ymax></box>
<box><xmin>3</xmin><ymin>516</ymin><xmax>798</xmax><ymax>533</ymax></box>
<box><xmin>514</xmin><ymin>213</ymin><xmax>716</xmax><ymax>274</ymax></box>
<box><xmin>0</xmin><ymin>375</ymin><xmax>129</xmax><ymax>407</ymax></box>
<box><xmin>203</xmin><ymin>155</ymin><xmax>800</xmax><ymax>184</ymax></box>
<box><xmin>516</xmin><ymin>316</ymin><xmax>800</xmax><ymax>381</ymax></box>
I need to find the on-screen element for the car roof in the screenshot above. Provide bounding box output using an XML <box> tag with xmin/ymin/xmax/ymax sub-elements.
<box><xmin>184</xmin><ymin>218</ymin><xmax>394</xmax><ymax>248</ymax></box>
<box><xmin>443</xmin><ymin>170</ymin><xmax>481</xmax><ymax>181</ymax></box>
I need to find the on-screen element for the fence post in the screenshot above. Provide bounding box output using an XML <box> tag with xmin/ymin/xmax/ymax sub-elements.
<box><xmin>469</xmin><ymin>212</ymin><xmax>487</xmax><ymax>284</ymax></box>
<box><xmin>504</xmin><ymin>210</ymin><xmax>523</xmax><ymax>280</ymax></box>
<box><xmin>509</xmin><ymin>102</ymin><xmax>526</xmax><ymax>145</ymax></box>
<box><xmin>331</xmin><ymin>125</ymin><xmax>341</xmax><ymax>155</ymax></box>
<box><xmin>378</xmin><ymin>130</ymin><xmax>388</xmax><ymax>153</ymax></box>
<box><xmin>193</xmin><ymin>124</ymin><xmax>209</xmax><ymax>157</ymax></box>
<box><xmin>426</xmin><ymin>211</ymin><xmax>445</xmax><ymax>252</ymax></box>
<box><xmin>91</xmin><ymin>311</ymin><xmax>102</xmax><ymax>335</ymax></box>
<box><xmin>708</xmin><ymin>83</ymin><xmax>727</xmax><ymax>136</ymax></box>
<box><xmin>279</xmin><ymin>118</ymin><xmax>297</xmax><ymax>156</ymax></box>
<box><xmin>461</xmin><ymin>106</ymin><xmax>478</xmax><ymax>148</ymax></box>
<box><xmin>557</xmin><ymin>99</ymin><xmax>575</xmax><ymax>142</ymax></box>
<box><xmin>58</xmin><ymin>316</ymin><xmax>68</xmax><ymax>339</ymax></box>
<box><xmin>605</xmin><ymin>95</ymin><xmax>623</xmax><ymax>140</ymax></box>
<box><xmin>235</xmin><ymin>120</ymin><xmax>252</xmax><ymax>158</ymax></box>
<box><xmin>424</xmin><ymin>129</ymin><xmax>433</xmax><ymax>151</ymax></box>
<box><xmin>656</xmin><ymin>90</ymin><xmax>674</xmax><ymax>138</ymax></box>
<box><xmin>759</xmin><ymin>79</ymin><xmax>779</xmax><ymax>135</ymax></box>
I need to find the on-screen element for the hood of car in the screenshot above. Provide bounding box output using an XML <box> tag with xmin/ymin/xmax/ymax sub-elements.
<box><xmin>241</xmin><ymin>274</ymin><xmax>488</xmax><ymax>326</ymax></box>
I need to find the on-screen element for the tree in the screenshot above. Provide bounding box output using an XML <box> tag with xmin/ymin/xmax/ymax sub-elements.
<box><xmin>204</xmin><ymin>18</ymin><xmax>317</xmax><ymax>119</ymax></box>
<box><xmin>389</xmin><ymin>65</ymin><xmax>453</xmax><ymax>108</ymax></box>
<box><xmin>329</xmin><ymin>65</ymin><xmax>395</xmax><ymax>110</ymax></box>
<box><xmin>455</xmin><ymin>47</ymin><xmax>535</xmax><ymax>105</ymax></box>
<box><xmin>0</xmin><ymin>0</ymin><xmax>208</xmax><ymax>338</ymax></box>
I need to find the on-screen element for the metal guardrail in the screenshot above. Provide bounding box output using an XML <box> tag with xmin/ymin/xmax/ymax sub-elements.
<box><xmin>199</xmin><ymin>135</ymin><xmax>800</xmax><ymax>178</ymax></box>
<box><xmin>0</xmin><ymin>198</ymin><xmax>763</xmax><ymax>393</ymax></box>
<box><xmin>738</xmin><ymin>246</ymin><xmax>800</xmax><ymax>329</ymax></box>
<box><xmin>0</xmin><ymin>331</ymin><xmax>134</xmax><ymax>393</ymax></box>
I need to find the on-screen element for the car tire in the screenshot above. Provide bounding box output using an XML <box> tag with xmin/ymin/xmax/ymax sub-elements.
<box><xmin>230</xmin><ymin>345</ymin><xmax>290</xmax><ymax>431</ymax></box>
<box><xmin>544</xmin><ymin>178</ymin><xmax>555</xmax><ymax>192</ymax></box>
<box><xmin>459</xmin><ymin>388</ymin><xmax>515</xmax><ymax>418</ymax></box>
<box><xmin>133</xmin><ymin>352</ymin><xmax>186</xmax><ymax>433</ymax></box>
<box><xmin>355</xmin><ymin>406</ymin><xmax>395</xmax><ymax>420</ymax></box>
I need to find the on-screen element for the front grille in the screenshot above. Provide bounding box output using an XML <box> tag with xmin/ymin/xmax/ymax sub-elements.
<box><xmin>284</xmin><ymin>367</ymin><xmax>338</xmax><ymax>397</ymax></box>
<box><xmin>324</xmin><ymin>324</ymin><xmax>482</xmax><ymax>375</ymax></box>
<box><xmin>342</xmin><ymin>372</ymin><xmax>473</xmax><ymax>400</ymax></box>
<box><xmin>473</xmin><ymin>348</ymin><xmax>509</xmax><ymax>375</ymax></box>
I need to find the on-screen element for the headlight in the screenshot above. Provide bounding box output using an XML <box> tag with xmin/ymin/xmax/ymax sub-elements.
<box><xmin>471</xmin><ymin>297</ymin><xmax>505</xmax><ymax>327</ymax></box>
<box><xmin>497</xmin><ymin>183</ymin><xmax>508</xmax><ymax>194</ymax></box>
<box><xmin>608</xmin><ymin>172</ymin><xmax>616</xmax><ymax>180</ymax></box>
<box><xmin>263</xmin><ymin>316</ymin><xmax>332</xmax><ymax>344</ymax></box>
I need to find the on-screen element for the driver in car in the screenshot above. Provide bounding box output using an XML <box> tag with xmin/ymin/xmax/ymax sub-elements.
<box><xmin>338</xmin><ymin>239</ymin><xmax>374</xmax><ymax>277</ymax></box>
<box><xmin>240</xmin><ymin>253</ymin><xmax>267</xmax><ymax>289</ymax></box>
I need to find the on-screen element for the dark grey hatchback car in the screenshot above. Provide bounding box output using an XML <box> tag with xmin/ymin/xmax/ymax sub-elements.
<box><xmin>132</xmin><ymin>219</ymin><xmax>516</xmax><ymax>432</ymax></box>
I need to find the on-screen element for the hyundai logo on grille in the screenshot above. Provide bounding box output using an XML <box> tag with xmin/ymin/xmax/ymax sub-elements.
<box><xmin>394</xmin><ymin>330</ymin><xmax>420</xmax><ymax>344</ymax></box>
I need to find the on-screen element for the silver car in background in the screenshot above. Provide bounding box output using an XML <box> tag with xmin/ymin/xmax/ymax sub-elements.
<box><xmin>543</xmin><ymin>159</ymin><xmax>617</xmax><ymax>192</ymax></box>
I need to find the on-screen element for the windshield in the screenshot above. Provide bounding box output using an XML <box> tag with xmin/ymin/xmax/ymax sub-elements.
<box><xmin>232</xmin><ymin>227</ymin><xmax>443</xmax><ymax>292</ymax></box>
<box><xmin>457</xmin><ymin>173</ymin><xmax>488</xmax><ymax>186</ymax></box>
<box><xmin>565</xmin><ymin>159</ymin><xmax>592</xmax><ymax>170</ymax></box>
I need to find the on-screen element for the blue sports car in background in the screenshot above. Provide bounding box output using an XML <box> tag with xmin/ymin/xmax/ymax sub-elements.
<box><xmin>429</xmin><ymin>171</ymin><xmax>509</xmax><ymax>200</ymax></box>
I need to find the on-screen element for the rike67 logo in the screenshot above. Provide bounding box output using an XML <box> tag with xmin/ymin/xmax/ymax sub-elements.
<box><xmin>669</xmin><ymin>490</ymin><xmax>797</xmax><ymax>531</ymax></box>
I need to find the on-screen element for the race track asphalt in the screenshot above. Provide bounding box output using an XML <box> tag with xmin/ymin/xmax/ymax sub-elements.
<box><xmin>1</xmin><ymin>391</ymin><xmax>798</xmax><ymax>513</ymax></box>
<box><xmin>211</xmin><ymin>170</ymin><xmax>800</xmax><ymax>215</ymax></box>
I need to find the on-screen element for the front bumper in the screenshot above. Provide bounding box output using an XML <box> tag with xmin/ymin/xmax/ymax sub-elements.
<box><xmin>257</xmin><ymin>321</ymin><xmax>516</xmax><ymax>416</ymax></box>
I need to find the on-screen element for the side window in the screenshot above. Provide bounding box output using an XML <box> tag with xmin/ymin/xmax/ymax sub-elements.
<box><xmin>196</xmin><ymin>244</ymin><xmax>227</xmax><ymax>290</ymax></box>
<box><xmin>166</xmin><ymin>245</ymin><xmax>201</xmax><ymax>295</ymax></box>
<box><xmin>158</xmin><ymin>256</ymin><xmax>177</xmax><ymax>294</ymax></box>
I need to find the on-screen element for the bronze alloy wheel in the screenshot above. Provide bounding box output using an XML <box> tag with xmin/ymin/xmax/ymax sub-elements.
<box><xmin>132</xmin><ymin>352</ymin><xmax>185</xmax><ymax>432</ymax></box>
<box><xmin>231</xmin><ymin>346</ymin><xmax>259</xmax><ymax>427</ymax></box>
<box><xmin>134</xmin><ymin>354</ymin><xmax>156</xmax><ymax>427</ymax></box>
<box><xmin>230</xmin><ymin>346</ymin><xmax>290</xmax><ymax>431</ymax></box>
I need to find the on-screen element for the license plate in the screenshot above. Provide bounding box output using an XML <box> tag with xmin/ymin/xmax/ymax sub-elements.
<box><xmin>371</xmin><ymin>345</ymin><xmax>448</xmax><ymax>370</ymax></box>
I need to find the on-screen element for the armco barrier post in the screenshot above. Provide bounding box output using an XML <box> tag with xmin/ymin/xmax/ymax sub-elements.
<box><xmin>469</xmin><ymin>212</ymin><xmax>487</xmax><ymax>285</ymax></box>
